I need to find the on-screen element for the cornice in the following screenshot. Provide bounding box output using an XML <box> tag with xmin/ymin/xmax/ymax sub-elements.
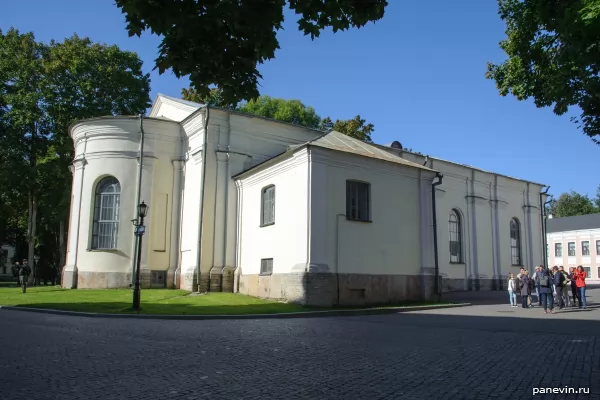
<box><xmin>239</xmin><ymin>153</ymin><xmax>308</xmax><ymax>187</ymax></box>
<box><xmin>84</xmin><ymin>150</ymin><xmax>159</xmax><ymax>161</ymax></box>
<box><xmin>191</xmin><ymin>147</ymin><xmax>203</xmax><ymax>165</ymax></box>
<box><xmin>70</xmin><ymin>117</ymin><xmax>180</xmax><ymax>144</ymax></box>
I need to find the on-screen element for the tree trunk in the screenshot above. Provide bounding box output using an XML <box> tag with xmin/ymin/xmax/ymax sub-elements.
<box><xmin>27</xmin><ymin>192</ymin><xmax>36</xmax><ymax>285</ymax></box>
<box><xmin>58</xmin><ymin>220</ymin><xmax>65</xmax><ymax>284</ymax></box>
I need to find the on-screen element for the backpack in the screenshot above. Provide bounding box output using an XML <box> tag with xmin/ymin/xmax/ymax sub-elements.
<box><xmin>539</xmin><ymin>275</ymin><xmax>550</xmax><ymax>288</ymax></box>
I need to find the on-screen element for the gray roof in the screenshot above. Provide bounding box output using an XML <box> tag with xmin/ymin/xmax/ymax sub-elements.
<box><xmin>546</xmin><ymin>213</ymin><xmax>600</xmax><ymax>233</ymax></box>
<box><xmin>235</xmin><ymin>130</ymin><xmax>436</xmax><ymax>180</ymax></box>
<box><xmin>303</xmin><ymin>131</ymin><xmax>435</xmax><ymax>171</ymax></box>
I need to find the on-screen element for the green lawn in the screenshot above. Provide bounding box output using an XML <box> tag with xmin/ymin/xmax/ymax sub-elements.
<box><xmin>0</xmin><ymin>281</ymin><xmax>451</xmax><ymax>315</ymax></box>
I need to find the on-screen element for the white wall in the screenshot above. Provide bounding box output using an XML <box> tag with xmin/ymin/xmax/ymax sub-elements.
<box><xmin>308</xmin><ymin>147</ymin><xmax>436</xmax><ymax>276</ymax></box>
<box><xmin>237</xmin><ymin>150</ymin><xmax>310</xmax><ymax>275</ymax></box>
<box><xmin>1</xmin><ymin>244</ymin><xmax>15</xmax><ymax>275</ymax></box>
<box><xmin>399</xmin><ymin>151</ymin><xmax>546</xmax><ymax>287</ymax></box>
<box><xmin>64</xmin><ymin>116</ymin><xmax>181</xmax><ymax>288</ymax></box>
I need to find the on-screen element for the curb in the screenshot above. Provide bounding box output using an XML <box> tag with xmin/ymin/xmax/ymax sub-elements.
<box><xmin>0</xmin><ymin>303</ymin><xmax>471</xmax><ymax>320</ymax></box>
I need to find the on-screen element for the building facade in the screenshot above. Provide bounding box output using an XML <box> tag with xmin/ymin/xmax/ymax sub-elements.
<box><xmin>546</xmin><ymin>213</ymin><xmax>600</xmax><ymax>284</ymax></box>
<box><xmin>62</xmin><ymin>94</ymin><xmax>548</xmax><ymax>306</ymax></box>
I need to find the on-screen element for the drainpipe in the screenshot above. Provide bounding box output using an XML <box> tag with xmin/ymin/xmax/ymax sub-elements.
<box><xmin>196</xmin><ymin>106</ymin><xmax>210</xmax><ymax>292</ymax></box>
<box><xmin>131</xmin><ymin>114</ymin><xmax>145</xmax><ymax>286</ymax></box>
<box><xmin>234</xmin><ymin>179</ymin><xmax>243</xmax><ymax>293</ymax></box>
<box><xmin>72</xmin><ymin>133</ymin><xmax>88</xmax><ymax>287</ymax></box>
<box><xmin>540</xmin><ymin>186</ymin><xmax>551</xmax><ymax>269</ymax></box>
<box><xmin>432</xmin><ymin>172</ymin><xmax>443</xmax><ymax>298</ymax></box>
<box><xmin>220</xmin><ymin>112</ymin><xmax>232</xmax><ymax>292</ymax></box>
<box><xmin>335</xmin><ymin>214</ymin><xmax>345</xmax><ymax>306</ymax></box>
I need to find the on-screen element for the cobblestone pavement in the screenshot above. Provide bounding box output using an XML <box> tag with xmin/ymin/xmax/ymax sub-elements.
<box><xmin>1</xmin><ymin>289</ymin><xmax>600</xmax><ymax>400</ymax></box>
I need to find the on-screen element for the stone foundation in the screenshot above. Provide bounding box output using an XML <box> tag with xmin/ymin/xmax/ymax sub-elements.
<box><xmin>62</xmin><ymin>265</ymin><xmax>78</xmax><ymax>289</ymax></box>
<box><xmin>76</xmin><ymin>271</ymin><xmax>133</xmax><ymax>289</ymax></box>
<box><xmin>238</xmin><ymin>270</ymin><xmax>439</xmax><ymax>307</ymax></box>
<box><xmin>180</xmin><ymin>271</ymin><xmax>210</xmax><ymax>292</ymax></box>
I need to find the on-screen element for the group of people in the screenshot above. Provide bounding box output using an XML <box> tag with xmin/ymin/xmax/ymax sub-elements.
<box><xmin>507</xmin><ymin>265</ymin><xmax>588</xmax><ymax>313</ymax></box>
<box><xmin>10</xmin><ymin>259</ymin><xmax>31</xmax><ymax>293</ymax></box>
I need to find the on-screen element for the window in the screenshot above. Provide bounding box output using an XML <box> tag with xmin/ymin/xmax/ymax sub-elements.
<box><xmin>555</xmin><ymin>243</ymin><xmax>562</xmax><ymax>257</ymax></box>
<box><xmin>582</xmin><ymin>241</ymin><xmax>590</xmax><ymax>256</ymax></box>
<box><xmin>510</xmin><ymin>218</ymin><xmax>522</xmax><ymax>266</ymax></box>
<box><xmin>583</xmin><ymin>267</ymin><xmax>591</xmax><ymax>278</ymax></box>
<box><xmin>597</xmin><ymin>240</ymin><xmax>600</xmax><ymax>255</ymax></box>
<box><xmin>448</xmin><ymin>209</ymin><xmax>462</xmax><ymax>263</ymax></box>
<box><xmin>568</xmin><ymin>242</ymin><xmax>576</xmax><ymax>257</ymax></box>
<box><xmin>346</xmin><ymin>181</ymin><xmax>370</xmax><ymax>221</ymax></box>
<box><xmin>260</xmin><ymin>258</ymin><xmax>273</xmax><ymax>275</ymax></box>
<box><xmin>260</xmin><ymin>185</ymin><xmax>275</xmax><ymax>226</ymax></box>
<box><xmin>597</xmin><ymin>266</ymin><xmax>600</xmax><ymax>280</ymax></box>
<box><xmin>91</xmin><ymin>177</ymin><xmax>121</xmax><ymax>249</ymax></box>
<box><xmin>151</xmin><ymin>271</ymin><xmax>166</xmax><ymax>288</ymax></box>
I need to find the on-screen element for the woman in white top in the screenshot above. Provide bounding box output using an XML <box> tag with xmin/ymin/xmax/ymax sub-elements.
<box><xmin>508</xmin><ymin>273</ymin><xmax>518</xmax><ymax>307</ymax></box>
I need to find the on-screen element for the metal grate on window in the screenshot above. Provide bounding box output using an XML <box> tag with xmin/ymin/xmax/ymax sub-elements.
<box><xmin>261</xmin><ymin>186</ymin><xmax>275</xmax><ymax>226</ymax></box>
<box><xmin>260</xmin><ymin>258</ymin><xmax>273</xmax><ymax>275</ymax></box>
<box><xmin>346</xmin><ymin>181</ymin><xmax>370</xmax><ymax>221</ymax></box>
<box><xmin>92</xmin><ymin>177</ymin><xmax>121</xmax><ymax>249</ymax></box>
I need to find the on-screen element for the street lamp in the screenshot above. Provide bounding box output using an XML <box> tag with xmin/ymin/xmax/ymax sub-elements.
<box><xmin>33</xmin><ymin>255</ymin><xmax>40</xmax><ymax>286</ymax></box>
<box><xmin>132</xmin><ymin>201</ymin><xmax>149</xmax><ymax>311</ymax></box>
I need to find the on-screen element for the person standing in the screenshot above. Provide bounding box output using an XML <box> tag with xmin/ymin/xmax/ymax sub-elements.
<box><xmin>559</xmin><ymin>266</ymin><xmax>571</xmax><ymax>307</ymax></box>
<box><xmin>531</xmin><ymin>265</ymin><xmax>544</xmax><ymax>306</ymax></box>
<box><xmin>539</xmin><ymin>268</ymin><xmax>554</xmax><ymax>313</ymax></box>
<box><xmin>508</xmin><ymin>273</ymin><xmax>518</xmax><ymax>307</ymax></box>
<box><xmin>520</xmin><ymin>271</ymin><xmax>531</xmax><ymax>308</ymax></box>
<box><xmin>569</xmin><ymin>267</ymin><xmax>580</xmax><ymax>307</ymax></box>
<box><xmin>573</xmin><ymin>266</ymin><xmax>588</xmax><ymax>309</ymax></box>
<box><xmin>18</xmin><ymin>260</ymin><xmax>31</xmax><ymax>293</ymax></box>
<box><xmin>552</xmin><ymin>266</ymin><xmax>565</xmax><ymax>309</ymax></box>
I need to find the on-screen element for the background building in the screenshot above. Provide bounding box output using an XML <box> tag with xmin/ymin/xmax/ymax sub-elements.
<box><xmin>546</xmin><ymin>213</ymin><xmax>600</xmax><ymax>283</ymax></box>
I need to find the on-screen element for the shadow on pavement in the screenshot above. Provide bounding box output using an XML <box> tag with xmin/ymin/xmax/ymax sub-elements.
<box><xmin>441</xmin><ymin>284</ymin><xmax>600</xmax><ymax>306</ymax></box>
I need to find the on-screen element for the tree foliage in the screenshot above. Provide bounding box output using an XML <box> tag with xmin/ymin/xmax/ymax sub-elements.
<box><xmin>547</xmin><ymin>190</ymin><xmax>600</xmax><ymax>217</ymax></box>
<box><xmin>182</xmin><ymin>88</ymin><xmax>377</xmax><ymax>142</ymax></box>
<box><xmin>486</xmin><ymin>0</ymin><xmax>600</xmax><ymax>144</ymax></box>
<box><xmin>0</xmin><ymin>27</ymin><xmax>151</xmax><ymax>282</ymax></box>
<box><xmin>319</xmin><ymin>115</ymin><xmax>374</xmax><ymax>143</ymax></box>
<box><xmin>117</xmin><ymin>0</ymin><xmax>388</xmax><ymax>105</ymax></box>
<box><xmin>238</xmin><ymin>96</ymin><xmax>322</xmax><ymax>129</ymax></box>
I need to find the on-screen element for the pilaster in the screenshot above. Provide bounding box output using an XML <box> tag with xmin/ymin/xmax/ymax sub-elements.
<box><xmin>168</xmin><ymin>160</ymin><xmax>185</xmax><ymax>289</ymax></box>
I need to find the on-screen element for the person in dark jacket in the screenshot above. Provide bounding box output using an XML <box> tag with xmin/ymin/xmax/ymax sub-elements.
<box><xmin>18</xmin><ymin>260</ymin><xmax>31</xmax><ymax>293</ymax></box>
<box><xmin>539</xmin><ymin>268</ymin><xmax>554</xmax><ymax>313</ymax></box>
<box><xmin>552</xmin><ymin>266</ymin><xmax>565</xmax><ymax>309</ymax></box>
<box><xmin>569</xmin><ymin>267</ymin><xmax>580</xmax><ymax>307</ymax></box>
<box><xmin>520</xmin><ymin>272</ymin><xmax>531</xmax><ymax>308</ymax></box>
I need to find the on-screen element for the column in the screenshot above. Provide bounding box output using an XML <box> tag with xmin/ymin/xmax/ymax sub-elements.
<box><xmin>62</xmin><ymin>158</ymin><xmax>86</xmax><ymax>288</ymax></box>
<box><xmin>167</xmin><ymin>160</ymin><xmax>184</xmax><ymax>288</ymax></box>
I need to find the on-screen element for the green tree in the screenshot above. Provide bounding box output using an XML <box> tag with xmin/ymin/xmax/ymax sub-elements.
<box><xmin>238</xmin><ymin>95</ymin><xmax>322</xmax><ymax>129</ymax></box>
<box><xmin>181</xmin><ymin>87</ymin><xmax>234</xmax><ymax>108</ymax></box>
<box><xmin>486</xmin><ymin>0</ymin><xmax>600</xmax><ymax>144</ymax></box>
<box><xmin>547</xmin><ymin>191</ymin><xmax>599</xmax><ymax>217</ymax></box>
<box><xmin>116</xmin><ymin>0</ymin><xmax>388</xmax><ymax>105</ymax></box>
<box><xmin>319</xmin><ymin>115</ymin><xmax>374</xmax><ymax>143</ymax></box>
<box><xmin>0</xmin><ymin>28</ymin><xmax>151</xmax><ymax>282</ymax></box>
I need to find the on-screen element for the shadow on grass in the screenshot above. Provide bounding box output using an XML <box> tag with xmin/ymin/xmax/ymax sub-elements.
<box><xmin>8</xmin><ymin>298</ymin><xmax>455</xmax><ymax>316</ymax></box>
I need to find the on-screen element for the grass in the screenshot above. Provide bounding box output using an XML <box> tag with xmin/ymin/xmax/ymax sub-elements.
<box><xmin>0</xmin><ymin>281</ymin><xmax>452</xmax><ymax>315</ymax></box>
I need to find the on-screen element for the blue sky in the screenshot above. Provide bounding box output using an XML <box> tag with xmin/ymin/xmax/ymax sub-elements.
<box><xmin>2</xmin><ymin>1</ymin><xmax>598</xmax><ymax>198</ymax></box>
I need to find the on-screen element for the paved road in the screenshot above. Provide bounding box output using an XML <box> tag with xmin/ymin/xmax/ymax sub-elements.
<box><xmin>1</xmin><ymin>289</ymin><xmax>600</xmax><ymax>400</ymax></box>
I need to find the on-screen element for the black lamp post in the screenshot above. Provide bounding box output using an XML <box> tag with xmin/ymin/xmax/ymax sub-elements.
<box><xmin>34</xmin><ymin>255</ymin><xmax>40</xmax><ymax>286</ymax></box>
<box><xmin>132</xmin><ymin>201</ymin><xmax>148</xmax><ymax>311</ymax></box>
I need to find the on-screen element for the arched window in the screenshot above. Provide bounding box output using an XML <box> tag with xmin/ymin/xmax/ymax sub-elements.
<box><xmin>261</xmin><ymin>185</ymin><xmax>275</xmax><ymax>226</ymax></box>
<box><xmin>510</xmin><ymin>218</ymin><xmax>522</xmax><ymax>266</ymax></box>
<box><xmin>449</xmin><ymin>209</ymin><xmax>462</xmax><ymax>263</ymax></box>
<box><xmin>91</xmin><ymin>177</ymin><xmax>121</xmax><ymax>249</ymax></box>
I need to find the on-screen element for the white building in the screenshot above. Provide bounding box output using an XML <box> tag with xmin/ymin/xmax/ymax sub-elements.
<box><xmin>546</xmin><ymin>213</ymin><xmax>600</xmax><ymax>283</ymax></box>
<box><xmin>1</xmin><ymin>244</ymin><xmax>15</xmax><ymax>277</ymax></box>
<box><xmin>62</xmin><ymin>94</ymin><xmax>547</xmax><ymax>306</ymax></box>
